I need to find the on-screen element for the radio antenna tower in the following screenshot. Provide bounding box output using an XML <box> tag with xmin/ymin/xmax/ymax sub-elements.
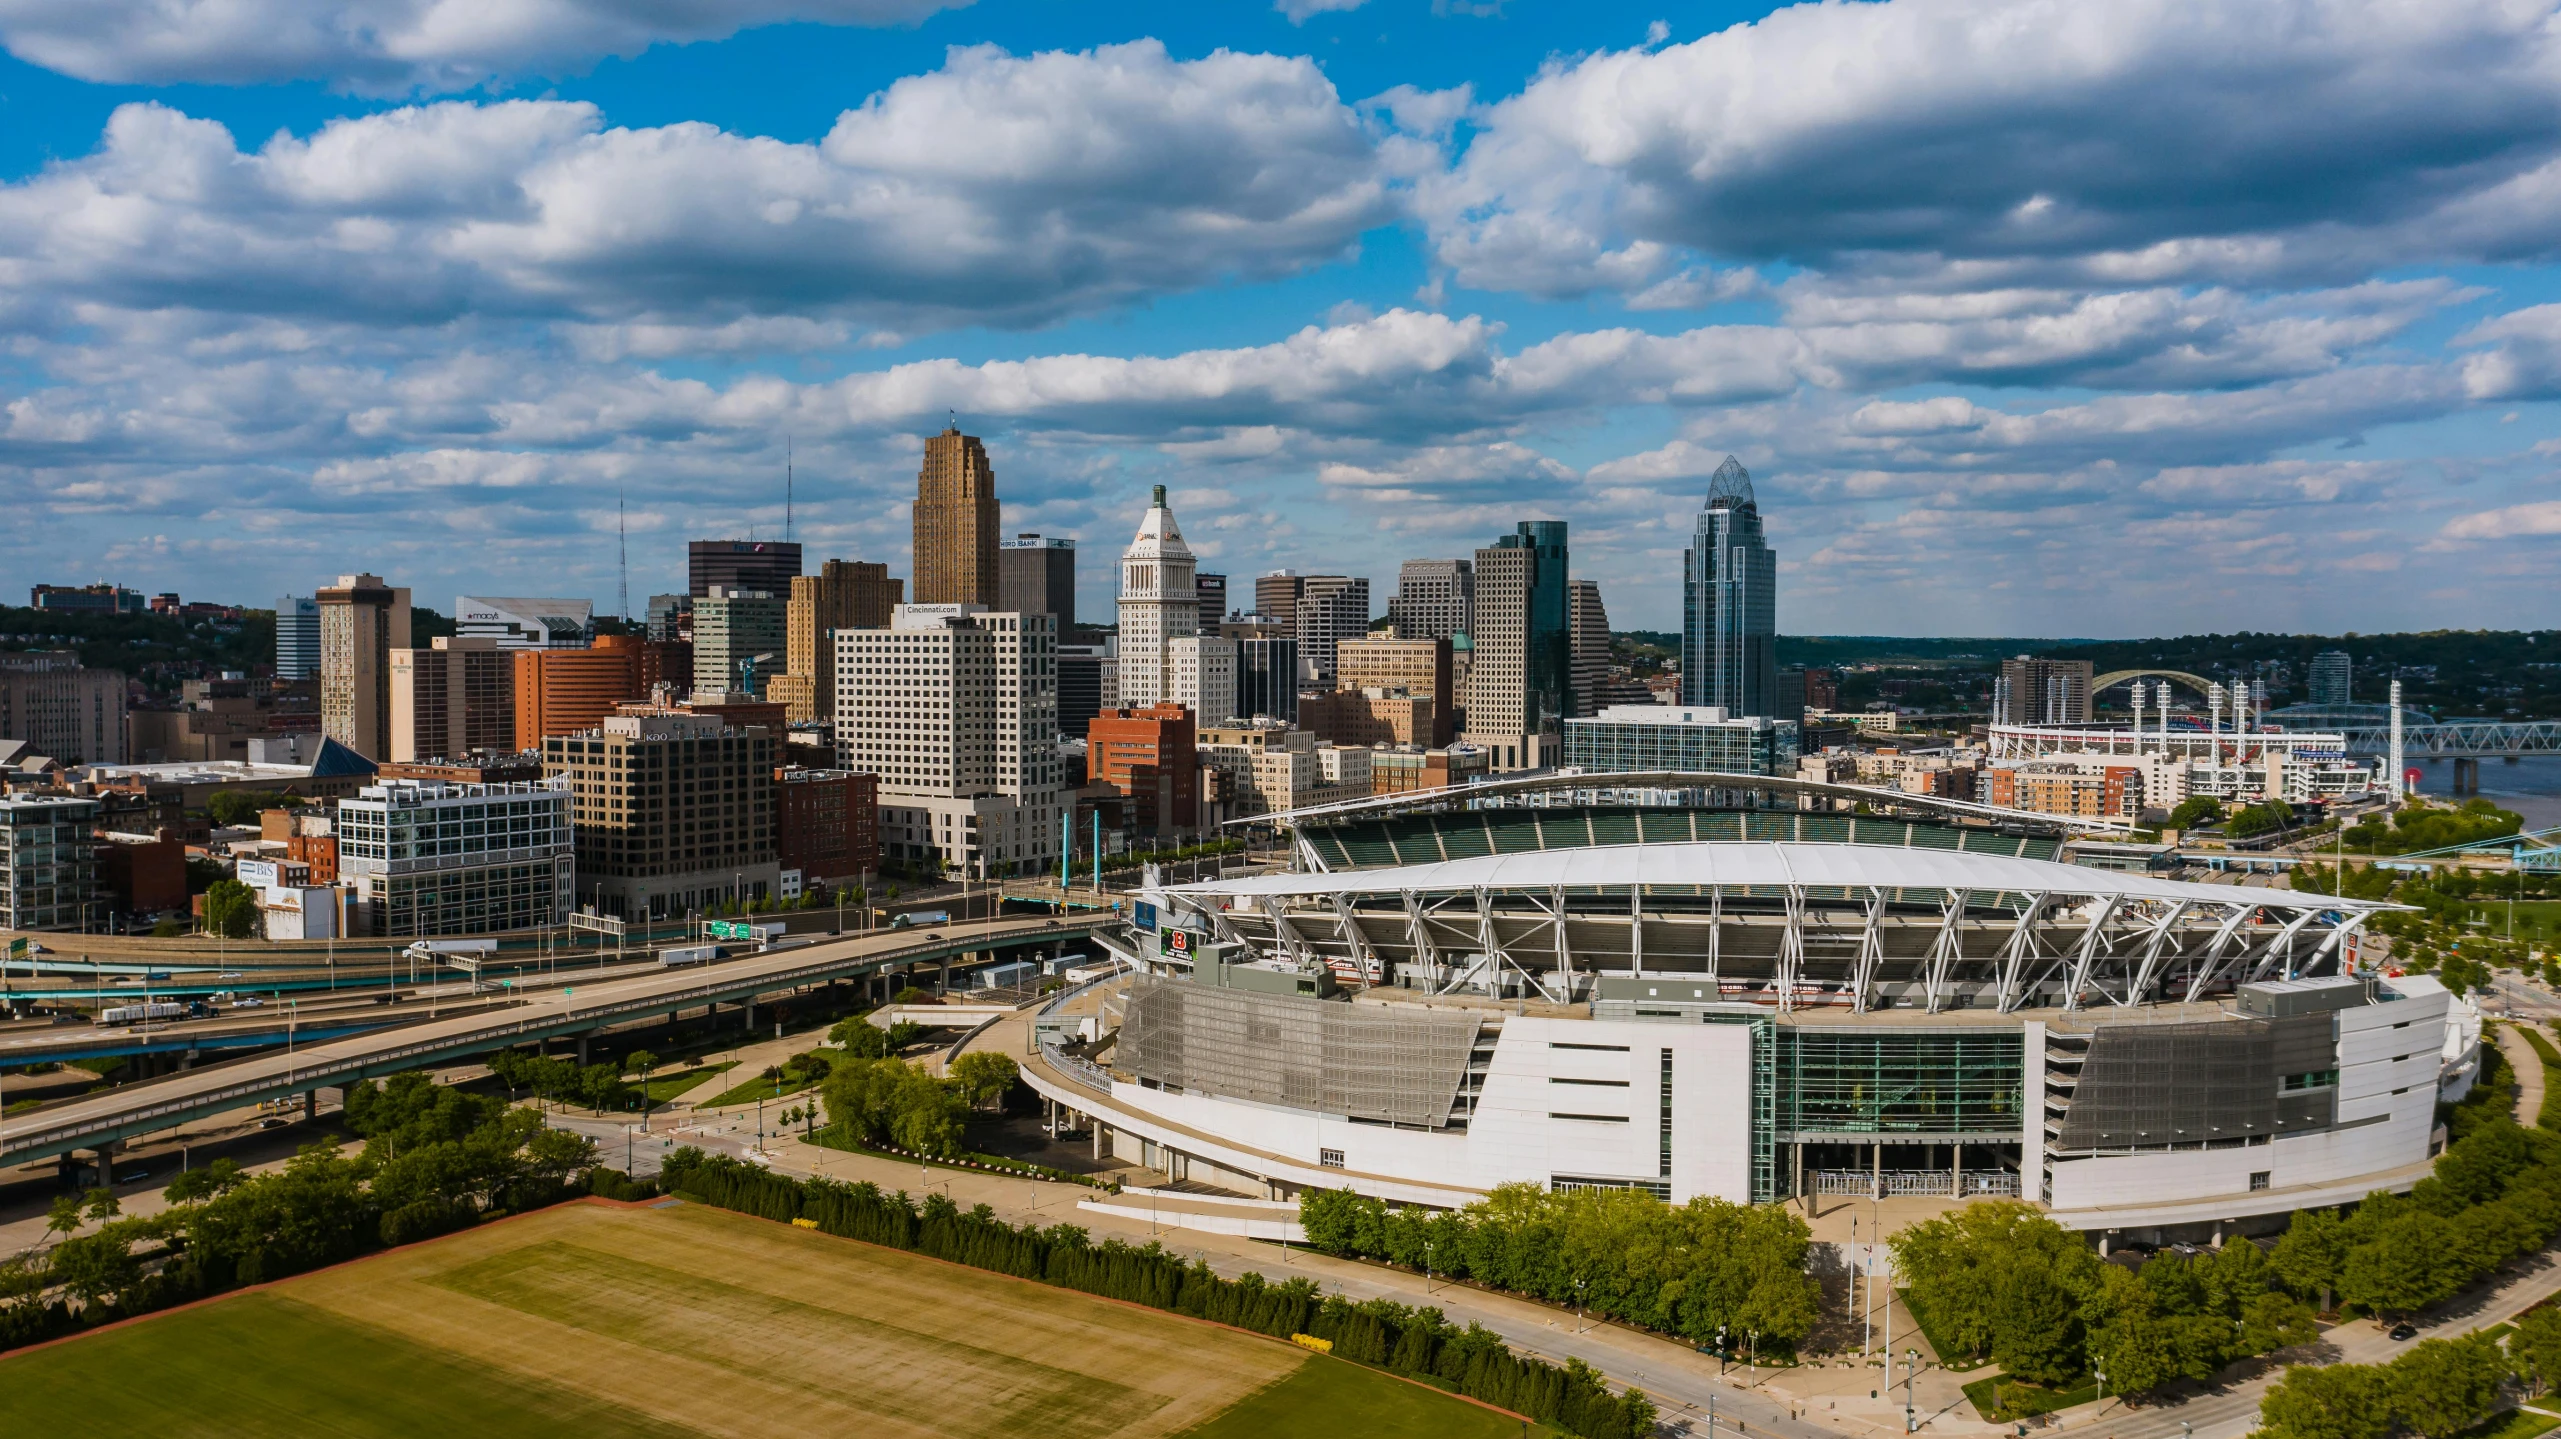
<box><xmin>785</xmin><ymin>436</ymin><xmax>794</xmax><ymax>543</ymax></box>
<box><xmin>617</xmin><ymin>487</ymin><xmax>630</xmax><ymax>624</ymax></box>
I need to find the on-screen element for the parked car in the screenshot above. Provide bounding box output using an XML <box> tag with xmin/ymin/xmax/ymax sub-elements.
<box><xmin>2390</xmin><ymin>1323</ymin><xmax>2419</xmax><ymax>1341</ymax></box>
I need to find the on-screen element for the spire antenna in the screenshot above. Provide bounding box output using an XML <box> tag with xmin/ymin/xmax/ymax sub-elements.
<box><xmin>617</xmin><ymin>487</ymin><xmax>630</xmax><ymax>624</ymax></box>
<box><xmin>785</xmin><ymin>435</ymin><xmax>794</xmax><ymax>543</ymax></box>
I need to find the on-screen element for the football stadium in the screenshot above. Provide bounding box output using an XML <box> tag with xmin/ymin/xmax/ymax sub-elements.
<box><xmin>1022</xmin><ymin>775</ymin><xmax>2469</xmax><ymax>1241</ymax></box>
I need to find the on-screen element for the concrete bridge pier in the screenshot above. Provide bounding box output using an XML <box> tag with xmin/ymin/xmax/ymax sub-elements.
<box><xmin>302</xmin><ymin>1089</ymin><xmax>317</xmax><ymax>1121</ymax></box>
<box><xmin>576</xmin><ymin>1032</ymin><xmax>591</xmax><ymax>1066</ymax></box>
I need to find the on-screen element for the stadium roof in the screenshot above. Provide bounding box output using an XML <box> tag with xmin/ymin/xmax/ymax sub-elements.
<box><xmin>1250</xmin><ymin>768</ymin><xmax>2097</xmax><ymax>834</ymax></box>
<box><xmin>1163</xmin><ymin>840</ymin><xmax>2396</xmax><ymax>914</ymax></box>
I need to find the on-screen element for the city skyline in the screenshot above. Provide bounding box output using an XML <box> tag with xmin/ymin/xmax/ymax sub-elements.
<box><xmin>5</xmin><ymin>2</ymin><xmax>2561</xmax><ymax>636</ymax></box>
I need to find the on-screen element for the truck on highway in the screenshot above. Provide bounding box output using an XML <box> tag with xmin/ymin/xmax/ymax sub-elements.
<box><xmin>95</xmin><ymin>1001</ymin><xmax>184</xmax><ymax>1026</ymax></box>
<box><xmin>888</xmin><ymin>911</ymin><xmax>950</xmax><ymax>930</ymax></box>
<box><xmin>657</xmin><ymin>944</ymin><xmax>720</xmax><ymax>968</ymax></box>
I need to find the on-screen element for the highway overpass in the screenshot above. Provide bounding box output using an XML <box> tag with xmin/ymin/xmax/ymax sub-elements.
<box><xmin>0</xmin><ymin>916</ymin><xmax>1107</xmax><ymax>1172</ymax></box>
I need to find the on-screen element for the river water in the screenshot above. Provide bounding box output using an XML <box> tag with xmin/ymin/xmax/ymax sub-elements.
<box><xmin>2404</xmin><ymin>753</ymin><xmax>2561</xmax><ymax>832</ymax></box>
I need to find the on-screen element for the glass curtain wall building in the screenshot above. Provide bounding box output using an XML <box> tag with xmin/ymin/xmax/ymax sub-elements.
<box><xmin>1681</xmin><ymin>457</ymin><xmax>1778</xmax><ymax>718</ymax></box>
<box><xmin>1561</xmin><ymin>705</ymin><xmax>1799</xmax><ymax>776</ymax></box>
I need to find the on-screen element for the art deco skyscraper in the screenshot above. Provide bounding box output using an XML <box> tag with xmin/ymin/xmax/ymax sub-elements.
<box><xmin>913</xmin><ymin>427</ymin><xmax>1001</xmax><ymax>607</ymax></box>
<box><xmin>1680</xmin><ymin>457</ymin><xmax>1778</xmax><ymax>717</ymax></box>
<box><xmin>1116</xmin><ymin>486</ymin><xmax>1237</xmax><ymax>722</ymax></box>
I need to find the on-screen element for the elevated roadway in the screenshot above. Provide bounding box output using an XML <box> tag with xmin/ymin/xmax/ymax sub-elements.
<box><xmin>0</xmin><ymin>915</ymin><xmax>1105</xmax><ymax>1170</ymax></box>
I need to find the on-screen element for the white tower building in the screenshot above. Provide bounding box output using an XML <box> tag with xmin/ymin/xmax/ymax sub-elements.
<box><xmin>1117</xmin><ymin>485</ymin><xmax>1236</xmax><ymax>721</ymax></box>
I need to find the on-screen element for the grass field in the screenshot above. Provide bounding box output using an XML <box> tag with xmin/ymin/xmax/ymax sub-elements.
<box><xmin>0</xmin><ymin>1201</ymin><xmax>1519</xmax><ymax>1439</ymax></box>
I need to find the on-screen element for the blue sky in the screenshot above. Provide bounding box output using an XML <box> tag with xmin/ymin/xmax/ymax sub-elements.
<box><xmin>0</xmin><ymin>0</ymin><xmax>2555</xmax><ymax>635</ymax></box>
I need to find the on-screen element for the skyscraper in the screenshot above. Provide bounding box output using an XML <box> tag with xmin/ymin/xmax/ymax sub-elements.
<box><xmin>1567</xmin><ymin>580</ymin><xmax>1612</xmax><ymax>721</ymax></box>
<box><xmin>1680</xmin><ymin>457</ymin><xmax>1778</xmax><ymax>718</ymax></box>
<box><xmin>2308</xmin><ymin>650</ymin><xmax>2353</xmax><ymax>706</ymax></box>
<box><xmin>1293</xmin><ymin>575</ymin><xmax>1370</xmax><ymax>686</ymax></box>
<box><xmin>274</xmin><ymin>596</ymin><xmax>321</xmax><ymax>679</ymax></box>
<box><xmin>687</xmin><ymin>541</ymin><xmax>801</xmax><ymax>599</ymax></box>
<box><xmin>1195</xmin><ymin>572</ymin><xmax>1228</xmax><ymax>632</ymax></box>
<box><xmin>914</xmin><ymin>426</ymin><xmax>1001</xmax><ymax>607</ymax></box>
<box><xmin>693</xmin><ymin>586</ymin><xmax>787</xmax><ymax>698</ymax></box>
<box><xmin>389</xmin><ymin>636</ymin><xmax>514</xmax><ymax>762</ymax></box>
<box><xmin>784</xmin><ymin>561</ymin><xmax>902</xmax><ymax>722</ymax></box>
<box><xmin>998</xmin><ymin>534</ymin><xmax>1076</xmax><ymax>631</ymax></box>
<box><xmin>1463</xmin><ymin>522</ymin><xmax>1569</xmax><ymax>769</ymax></box>
<box><xmin>1390</xmin><ymin>559</ymin><xmax>1473</xmax><ymax>642</ymax></box>
<box><xmin>1254</xmin><ymin>570</ymin><xmax>1304</xmax><ymax>621</ymax></box>
<box><xmin>837</xmin><ymin>606</ymin><xmax>1060</xmax><ymax>880</ymax></box>
<box><xmin>1116</xmin><ymin>486</ymin><xmax>1237</xmax><ymax>720</ymax></box>
<box><xmin>317</xmin><ymin>572</ymin><xmax>412</xmax><ymax>762</ymax></box>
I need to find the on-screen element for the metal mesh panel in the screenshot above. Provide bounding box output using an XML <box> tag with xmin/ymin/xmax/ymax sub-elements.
<box><xmin>1117</xmin><ymin>977</ymin><xmax>1480</xmax><ymax>1128</ymax></box>
<box><xmin>2054</xmin><ymin>1019</ymin><xmax>2276</xmax><ymax>1151</ymax></box>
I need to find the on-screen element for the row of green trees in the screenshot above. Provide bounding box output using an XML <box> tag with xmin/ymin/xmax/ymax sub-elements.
<box><xmin>1298</xmin><ymin>1182</ymin><xmax>1822</xmax><ymax>1356</ymax></box>
<box><xmin>485</xmin><ymin>1048</ymin><xmax>635</xmax><ymax>1111</ymax></box>
<box><xmin>2259</xmin><ymin>1331</ymin><xmax>2517</xmax><ymax>1439</ymax></box>
<box><xmin>1894</xmin><ymin>1200</ymin><xmax>2315</xmax><ymax>1391</ymax></box>
<box><xmin>664</xmin><ymin>1152</ymin><xmax>1654</xmax><ymax>1439</ymax></box>
<box><xmin>0</xmin><ymin>1071</ymin><xmax>621</xmax><ymax>1353</ymax></box>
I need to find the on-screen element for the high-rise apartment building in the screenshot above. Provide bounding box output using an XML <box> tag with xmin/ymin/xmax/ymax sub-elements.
<box><xmin>334</xmin><ymin>777</ymin><xmax>573</xmax><ymax>935</ymax></box>
<box><xmin>0</xmin><ymin>653</ymin><xmax>129</xmax><ymax>765</ymax></box>
<box><xmin>1568</xmin><ymin>580</ymin><xmax>1612</xmax><ymax>722</ymax></box>
<box><xmin>914</xmin><ymin>427</ymin><xmax>1001</xmax><ymax>607</ymax></box>
<box><xmin>1463</xmin><ymin>523</ymin><xmax>1569</xmax><ymax>770</ymax></box>
<box><xmin>837</xmin><ymin>605</ymin><xmax>1060</xmax><ymax>880</ymax></box>
<box><xmin>1997</xmin><ymin>657</ymin><xmax>2094</xmax><ymax>726</ymax></box>
<box><xmin>687</xmin><ymin>541</ymin><xmax>801</xmax><ymax>599</ymax></box>
<box><xmin>0</xmin><ymin>796</ymin><xmax>99</xmax><ymax>931</ymax></box>
<box><xmin>1390</xmin><ymin>559</ymin><xmax>1473</xmax><ymax>642</ymax></box>
<box><xmin>693</xmin><ymin>586</ymin><xmax>787</xmax><ymax>697</ymax></box>
<box><xmin>998</xmin><ymin>534</ymin><xmax>1076</xmax><ymax>631</ymax></box>
<box><xmin>1293</xmin><ymin>575</ymin><xmax>1370</xmax><ymax>686</ymax></box>
<box><xmin>389</xmin><ymin>636</ymin><xmax>514</xmax><ymax>762</ymax></box>
<box><xmin>274</xmin><ymin>596</ymin><xmax>321</xmax><ymax>679</ymax></box>
<box><xmin>1254</xmin><ymin>571</ymin><xmax>1304</xmax><ymax>621</ymax></box>
<box><xmin>783</xmin><ymin>561</ymin><xmax>902</xmax><ymax>723</ymax></box>
<box><xmin>317</xmin><ymin>572</ymin><xmax>412</xmax><ymax>762</ymax></box>
<box><xmin>1680</xmin><ymin>457</ymin><xmax>1778</xmax><ymax>718</ymax></box>
<box><xmin>2308</xmin><ymin>650</ymin><xmax>2353</xmax><ymax>707</ymax></box>
<box><xmin>540</xmin><ymin>710</ymin><xmax>778</xmax><ymax>920</ymax></box>
<box><xmin>454</xmin><ymin>596</ymin><xmax>593</xmax><ymax>650</ymax></box>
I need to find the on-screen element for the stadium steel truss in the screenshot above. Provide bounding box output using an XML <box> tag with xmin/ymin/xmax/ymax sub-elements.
<box><xmin>1151</xmin><ymin>841</ymin><xmax>2398</xmax><ymax>1015</ymax></box>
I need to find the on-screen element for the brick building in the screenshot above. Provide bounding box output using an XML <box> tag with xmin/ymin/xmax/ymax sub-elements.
<box><xmin>773</xmin><ymin>768</ymin><xmax>880</xmax><ymax>885</ymax></box>
<box><xmin>1087</xmin><ymin>703</ymin><xmax>1198</xmax><ymax>834</ymax></box>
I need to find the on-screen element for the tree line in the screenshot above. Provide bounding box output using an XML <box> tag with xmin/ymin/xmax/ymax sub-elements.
<box><xmin>1894</xmin><ymin>1200</ymin><xmax>2316</xmax><ymax>1391</ymax></box>
<box><xmin>1299</xmin><ymin>1182</ymin><xmax>1822</xmax><ymax>1357</ymax></box>
<box><xmin>663</xmin><ymin>1152</ymin><xmax>1655</xmax><ymax>1439</ymax></box>
<box><xmin>0</xmin><ymin>1070</ymin><xmax>631</xmax><ymax>1353</ymax></box>
<box><xmin>2258</xmin><ymin>1330</ymin><xmax>2520</xmax><ymax>1439</ymax></box>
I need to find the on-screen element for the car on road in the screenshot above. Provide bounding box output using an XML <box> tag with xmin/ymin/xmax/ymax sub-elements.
<box><xmin>2390</xmin><ymin>1323</ymin><xmax>2419</xmax><ymax>1340</ymax></box>
<box><xmin>231</xmin><ymin>997</ymin><xmax>264</xmax><ymax>1009</ymax></box>
<box><xmin>257</xmin><ymin>1117</ymin><xmax>288</xmax><ymax>1129</ymax></box>
<box><xmin>113</xmin><ymin>1167</ymin><xmax>149</xmax><ymax>1184</ymax></box>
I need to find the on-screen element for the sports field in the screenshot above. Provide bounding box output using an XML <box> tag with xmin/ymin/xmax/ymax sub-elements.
<box><xmin>0</xmin><ymin>1200</ymin><xmax>1526</xmax><ymax>1439</ymax></box>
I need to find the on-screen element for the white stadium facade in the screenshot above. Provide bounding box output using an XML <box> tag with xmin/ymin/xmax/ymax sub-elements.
<box><xmin>1021</xmin><ymin>775</ymin><xmax>2474</xmax><ymax>1241</ymax></box>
